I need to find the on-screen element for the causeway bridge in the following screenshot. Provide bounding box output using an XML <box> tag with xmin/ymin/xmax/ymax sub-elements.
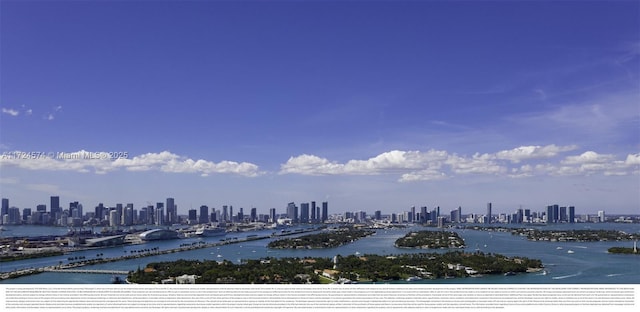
<box><xmin>43</xmin><ymin>268</ymin><xmax>130</xmax><ymax>275</ymax></box>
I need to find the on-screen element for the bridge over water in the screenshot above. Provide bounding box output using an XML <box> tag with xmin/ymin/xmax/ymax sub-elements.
<box><xmin>43</xmin><ymin>268</ymin><xmax>130</xmax><ymax>275</ymax></box>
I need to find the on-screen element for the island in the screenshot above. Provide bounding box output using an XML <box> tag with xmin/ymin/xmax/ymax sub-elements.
<box><xmin>127</xmin><ymin>251</ymin><xmax>543</xmax><ymax>284</ymax></box>
<box><xmin>395</xmin><ymin>230</ymin><xmax>465</xmax><ymax>249</ymax></box>
<box><xmin>514</xmin><ymin>229</ymin><xmax>638</xmax><ymax>242</ymax></box>
<box><xmin>608</xmin><ymin>247</ymin><xmax>639</xmax><ymax>254</ymax></box>
<box><xmin>608</xmin><ymin>241</ymin><xmax>639</xmax><ymax>255</ymax></box>
<box><xmin>463</xmin><ymin>226</ymin><xmax>638</xmax><ymax>242</ymax></box>
<box><xmin>267</xmin><ymin>226</ymin><xmax>375</xmax><ymax>249</ymax></box>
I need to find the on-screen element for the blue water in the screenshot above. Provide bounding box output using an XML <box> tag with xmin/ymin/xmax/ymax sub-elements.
<box><xmin>1</xmin><ymin>223</ymin><xmax>639</xmax><ymax>284</ymax></box>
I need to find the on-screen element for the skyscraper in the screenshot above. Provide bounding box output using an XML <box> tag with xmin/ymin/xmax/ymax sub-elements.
<box><xmin>311</xmin><ymin>201</ymin><xmax>317</xmax><ymax>223</ymax></box>
<box><xmin>199</xmin><ymin>205</ymin><xmax>209</xmax><ymax>224</ymax></box>
<box><xmin>188</xmin><ymin>209</ymin><xmax>197</xmax><ymax>223</ymax></box>
<box><xmin>269</xmin><ymin>208</ymin><xmax>276</xmax><ymax>223</ymax></box>
<box><xmin>546</xmin><ymin>205</ymin><xmax>553</xmax><ymax>223</ymax></box>
<box><xmin>1</xmin><ymin>198</ymin><xmax>9</xmax><ymax>221</ymax></box>
<box><xmin>155</xmin><ymin>202</ymin><xmax>164</xmax><ymax>225</ymax></box>
<box><xmin>250</xmin><ymin>207</ymin><xmax>257</xmax><ymax>222</ymax></box>
<box><xmin>321</xmin><ymin>201</ymin><xmax>328</xmax><ymax>222</ymax></box>
<box><xmin>559</xmin><ymin>206</ymin><xmax>567</xmax><ymax>222</ymax></box>
<box><xmin>568</xmin><ymin>206</ymin><xmax>575</xmax><ymax>223</ymax></box>
<box><xmin>50</xmin><ymin>196</ymin><xmax>60</xmax><ymax>219</ymax></box>
<box><xmin>166</xmin><ymin>198</ymin><xmax>176</xmax><ymax>225</ymax></box>
<box><xmin>300</xmin><ymin>203</ymin><xmax>309</xmax><ymax>224</ymax></box>
<box><xmin>485</xmin><ymin>202</ymin><xmax>492</xmax><ymax>224</ymax></box>
<box><xmin>222</xmin><ymin>205</ymin><xmax>228</xmax><ymax>222</ymax></box>
<box><xmin>286</xmin><ymin>202</ymin><xmax>298</xmax><ymax>223</ymax></box>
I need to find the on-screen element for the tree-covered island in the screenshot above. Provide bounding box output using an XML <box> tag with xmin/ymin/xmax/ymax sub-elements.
<box><xmin>127</xmin><ymin>251</ymin><xmax>543</xmax><ymax>284</ymax></box>
<box><xmin>463</xmin><ymin>226</ymin><xmax>638</xmax><ymax>242</ymax></box>
<box><xmin>608</xmin><ymin>242</ymin><xmax>639</xmax><ymax>255</ymax></box>
<box><xmin>267</xmin><ymin>227</ymin><xmax>375</xmax><ymax>249</ymax></box>
<box><xmin>395</xmin><ymin>231</ymin><xmax>465</xmax><ymax>249</ymax></box>
<box><xmin>515</xmin><ymin>229</ymin><xmax>638</xmax><ymax>242</ymax></box>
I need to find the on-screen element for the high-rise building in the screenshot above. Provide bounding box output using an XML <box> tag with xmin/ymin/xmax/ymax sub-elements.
<box><xmin>199</xmin><ymin>205</ymin><xmax>209</xmax><ymax>224</ymax></box>
<box><xmin>287</xmin><ymin>202</ymin><xmax>298</xmax><ymax>223</ymax></box>
<box><xmin>321</xmin><ymin>202</ymin><xmax>328</xmax><ymax>222</ymax></box>
<box><xmin>568</xmin><ymin>206</ymin><xmax>575</xmax><ymax>223</ymax></box>
<box><xmin>188</xmin><ymin>209</ymin><xmax>197</xmax><ymax>223</ymax></box>
<box><xmin>124</xmin><ymin>204</ymin><xmax>134</xmax><ymax>226</ymax></box>
<box><xmin>374</xmin><ymin>210</ymin><xmax>382</xmax><ymax>220</ymax></box>
<box><xmin>559</xmin><ymin>206</ymin><xmax>567</xmax><ymax>222</ymax></box>
<box><xmin>300</xmin><ymin>203</ymin><xmax>309</xmax><ymax>223</ymax></box>
<box><xmin>450</xmin><ymin>206</ymin><xmax>462</xmax><ymax>223</ymax></box>
<box><xmin>22</xmin><ymin>208</ymin><xmax>31</xmax><ymax>223</ymax></box>
<box><xmin>250</xmin><ymin>208</ymin><xmax>257</xmax><ymax>222</ymax></box>
<box><xmin>269</xmin><ymin>208</ymin><xmax>276</xmax><ymax>223</ymax></box>
<box><xmin>237</xmin><ymin>207</ymin><xmax>244</xmax><ymax>223</ymax></box>
<box><xmin>1</xmin><ymin>198</ymin><xmax>9</xmax><ymax>221</ymax></box>
<box><xmin>50</xmin><ymin>196</ymin><xmax>60</xmax><ymax>220</ymax></box>
<box><xmin>598</xmin><ymin>210</ymin><xmax>606</xmax><ymax>222</ymax></box>
<box><xmin>222</xmin><ymin>205</ymin><xmax>228</xmax><ymax>222</ymax></box>
<box><xmin>109</xmin><ymin>209</ymin><xmax>120</xmax><ymax>227</ymax></box>
<box><xmin>166</xmin><ymin>198</ymin><xmax>176</xmax><ymax>225</ymax></box>
<box><xmin>7</xmin><ymin>207</ymin><xmax>20</xmax><ymax>225</ymax></box>
<box><xmin>311</xmin><ymin>201</ymin><xmax>317</xmax><ymax>223</ymax></box>
<box><xmin>155</xmin><ymin>203</ymin><xmax>164</xmax><ymax>225</ymax></box>
<box><xmin>485</xmin><ymin>203</ymin><xmax>492</xmax><ymax>224</ymax></box>
<box><xmin>409</xmin><ymin>206</ymin><xmax>416</xmax><ymax>223</ymax></box>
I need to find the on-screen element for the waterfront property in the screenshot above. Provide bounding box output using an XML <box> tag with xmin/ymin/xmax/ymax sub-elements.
<box><xmin>395</xmin><ymin>230</ymin><xmax>465</xmax><ymax>249</ymax></box>
<box><xmin>267</xmin><ymin>226</ymin><xmax>375</xmax><ymax>249</ymax></box>
<box><xmin>126</xmin><ymin>251</ymin><xmax>543</xmax><ymax>284</ymax></box>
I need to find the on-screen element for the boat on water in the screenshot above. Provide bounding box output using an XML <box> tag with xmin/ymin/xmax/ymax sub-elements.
<box><xmin>567</xmin><ymin>250</ymin><xmax>575</xmax><ymax>254</ymax></box>
<box><xmin>195</xmin><ymin>226</ymin><xmax>226</xmax><ymax>237</ymax></box>
<box><xmin>111</xmin><ymin>276</ymin><xmax>124</xmax><ymax>284</ymax></box>
<box><xmin>556</xmin><ymin>246</ymin><xmax>563</xmax><ymax>250</ymax></box>
<box><xmin>504</xmin><ymin>271</ymin><xmax>516</xmax><ymax>276</ymax></box>
<box><xmin>406</xmin><ymin>276</ymin><xmax>422</xmax><ymax>282</ymax></box>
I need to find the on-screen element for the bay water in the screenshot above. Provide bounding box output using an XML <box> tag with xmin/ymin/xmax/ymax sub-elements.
<box><xmin>1</xmin><ymin>223</ymin><xmax>638</xmax><ymax>284</ymax></box>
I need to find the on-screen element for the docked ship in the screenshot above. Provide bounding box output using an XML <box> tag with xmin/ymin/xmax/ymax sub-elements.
<box><xmin>195</xmin><ymin>226</ymin><xmax>226</xmax><ymax>237</ymax></box>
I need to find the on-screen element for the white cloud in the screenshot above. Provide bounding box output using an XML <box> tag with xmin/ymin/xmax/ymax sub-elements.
<box><xmin>624</xmin><ymin>153</ymin><xmax>640</xmax><ymax>166</ymax></box>
<box><xmin>495</xmin><ymin>144</ymin><xmax>578</xmax><ymax>163</ymax></box>
<box><xmin>399</xmin><ymin>169</ymin><xmax>447</xmax><ymax>182</ymax></box>
<box><xmin>562</xmin><ymin>151</ymin><xmax>615</xmax><ymax>165</ymax></box>
<box><xmin>445</xmin><ymin>153</ymin><xmax>506</xmax><ymax>175</ymax></box>
<box><xmin>2</xmin><ymin>108</ymin><xmax>19</xmax><ymax>116</ymax></box>
<box><xmin>280</xmin><ymin>150</ymin><xmax>449</xmax><ymax>176</ymax></box>
<box><xmin>280</xmin><ymin>146</ymin><xmax>639</xmax><ymax>181</ymax></box>
<box><xmin>0</xmin><ymin>150</ymin><xmax>262</xmax><ymax>177</ymax></box>
<box><xmin>279</xmin><ymin>154</ymin><xmax>344</xmax><ymax>175</ymax></box>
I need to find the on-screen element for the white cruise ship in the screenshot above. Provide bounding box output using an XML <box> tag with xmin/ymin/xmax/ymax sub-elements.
<box><xmin>195</xmin><ymin>226</ymin><xmax>226</xmax><ymax>237</ymax></box>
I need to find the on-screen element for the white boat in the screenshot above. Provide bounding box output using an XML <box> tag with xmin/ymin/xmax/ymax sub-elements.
<box><xmin>567</xmin><ymin>250</ymin><xmax>575</xmax><ymax>254</ymax></box>
<box><xmin>406</xmin><ymin>276</ymin><xmax>422</xmax><ymax>282</ymax></box>
<box><xmin>195</xmin><ymin>226</ymin><xmax>226</xmax><ymax>237</ymax></box>
<box><xmin>556</xmin><ymin>246</ymin><xmax>563</xmax><ymax>250</ymax></box>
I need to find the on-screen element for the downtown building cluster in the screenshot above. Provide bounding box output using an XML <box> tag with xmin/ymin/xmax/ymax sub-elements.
<box><xmin>336</xmin><ymin>202</ymin><xmax>607</xmax><ymax>226</ymax></box>
<box><xmin>0</xmin><ymin>196</ymin><xmax>329</xmax><ymax>227</ymax></box>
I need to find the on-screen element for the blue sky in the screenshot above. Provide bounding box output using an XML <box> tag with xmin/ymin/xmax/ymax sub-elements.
<box><xmin>1</xmin><ymin>0</ymin><xmax>639</xmax><ymax>216</ymax></box>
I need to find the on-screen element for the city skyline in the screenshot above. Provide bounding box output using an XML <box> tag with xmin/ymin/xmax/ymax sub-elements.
<box><xmin>1</xmin><ymin>1</ymin><xmax>639</xmax><ymax>214</ymax></box>
<box><xmin>0</xmin><ymin>195</ymin><xmax>622</xmax><ymax>219</ymax></box>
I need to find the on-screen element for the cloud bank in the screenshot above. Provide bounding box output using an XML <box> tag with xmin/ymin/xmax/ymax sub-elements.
<box><xmin>280</xmin><ymin>145</ymin><xmax>639</xmax><ymax>182</ymax></box>
<box><xmin>0</xmin><ymin>150</ymin><xmax>262</xmax><ymax>177</ymax></box>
